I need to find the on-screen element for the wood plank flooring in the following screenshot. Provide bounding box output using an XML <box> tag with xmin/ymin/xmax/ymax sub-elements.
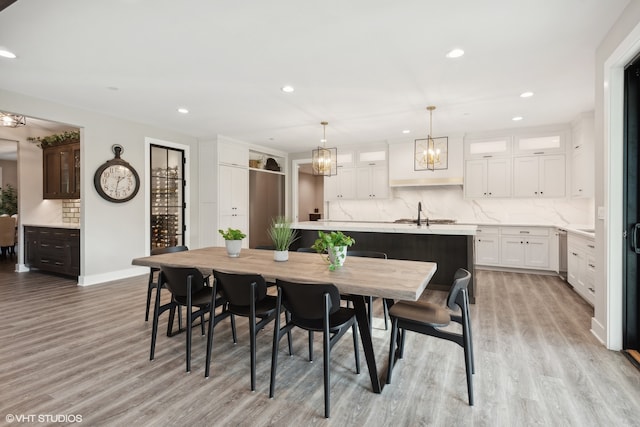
<box><xmin>0</xmin><ymin>261</ymin><xmax>638</xmax><ymax>426</ymax></box>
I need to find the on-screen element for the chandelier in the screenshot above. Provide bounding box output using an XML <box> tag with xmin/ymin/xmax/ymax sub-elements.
<box><xmin>312</xmin><ymin>121</ymin><xmax>337</xmax><ymax>176</ymax></box>
<box><xmin>414</xmin><ymin>106</ymin><xmax>448</xmax><ymax>171</ymax></box>
<box><xmin>0</xmin><ymin>112</ymin><xmax>26</xmax><ymax>128</ymax></box>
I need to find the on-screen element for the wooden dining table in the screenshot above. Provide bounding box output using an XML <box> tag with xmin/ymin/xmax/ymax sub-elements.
<box><xmin>132</xmin><ymin>246</ymin><xmax>437</xmax><ymax>393</ymax></box>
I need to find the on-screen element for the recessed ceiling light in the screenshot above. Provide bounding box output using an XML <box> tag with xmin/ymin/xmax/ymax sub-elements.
<box><xmin>512</xmin><ymin>116</ymin><xmax>523</xmax><ymax>121</ymax></box>
<box><xmin>446</xmin><ymin>48</ymin><xmax>464</xmax><ymax>59</ymax></box>
<box><xmin>520</xmin><ymin>91</ymin><xmax>534</xmax><ymax>98</ymax></box>
<box><xmin>177</xmin><ymin>108</ymin><xmax>189</xmax><ymax>114</ymax></box>
<box><xmin>402</xmin><ymin>130</ymin><xmax>410</xmax><ymax>134</ymax></box>
<box><xmin>0</xmin><ymin>49</ymin><xmax>17</xmax><ymax>59</ymax></box>
<box><xmin>281</xmin><ymin>85</ymin><xmax>295</xmax><ymax>93</ymax></box>
<box><xmin>107</xmin><ymin>86</ymin><xmax>119</xmax><ymax>91</ymax></box>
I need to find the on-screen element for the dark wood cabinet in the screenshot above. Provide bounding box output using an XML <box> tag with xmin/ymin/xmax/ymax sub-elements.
<box><xmin>43</xmin><ymin>142</ymin><xmax>80</xmax><ymax>199</ymax></box>
<box><xmin>25</xmin><ymin>226</ymin><xmax>80</xmax><ymax>277</ymax></box>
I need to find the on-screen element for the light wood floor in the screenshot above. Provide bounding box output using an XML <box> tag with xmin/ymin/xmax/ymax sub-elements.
<box><xmin>0</xmin><ymin>262</ymin><xmax>638</xmax><ymax>426</ymax></box>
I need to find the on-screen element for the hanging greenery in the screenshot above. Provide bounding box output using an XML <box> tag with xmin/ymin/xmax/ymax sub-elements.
<box><xmin>0</xmin><ymin>184</ymin><xmax>18</xmax><ymax>216</ymax></box>
<box><xmin>27</xmin><ymin>130</ymin><xmax>80</xmax><ymax>148</ymax></box>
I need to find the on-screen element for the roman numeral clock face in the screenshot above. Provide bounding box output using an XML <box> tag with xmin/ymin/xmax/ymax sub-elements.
<box><xmin>94</xmin><ymin>146</ymin><xmax>140</xmax><ymax>203</ymax></box>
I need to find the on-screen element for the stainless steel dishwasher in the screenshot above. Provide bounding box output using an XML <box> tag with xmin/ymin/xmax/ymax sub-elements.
<box><xmin>557</xmin><ymin>228</ymin><xmax>568</xmax><ymax>280</ymax></box>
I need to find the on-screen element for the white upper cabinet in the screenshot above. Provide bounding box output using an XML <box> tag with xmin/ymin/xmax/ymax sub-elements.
<box><xmin>513</xmin><ymin>133</ymin><xmax>565</xmax><ymax>155</ymax></box>
<box><xmin>464</xmin><ymin>158</ymin><xmax>511</xmax><ymax>198</ymax></box>
<box><xmin>325</xmin><ymin>144</ymin><xmax>389</xmax><ymax>200</ymax></box>
<box><xmin>571</xmin><ymin>112</ymin><xmax>594</xmax><ymax>198</ymax></box>
<box><xmin>464</xmin><ymin>126</ymin><xmax>570</xmax><ymax>199</ymax></box>
<box><xmin>464</xmin><ymin>137</ymin><xmax>511</xmax><ymax>159</ymax></box>
<box><xmin>324</xmin><ymin>167</ymin><xmax>357</xmax><ymax>200</ymax></box>
<box><xmin>513</xmin><ymin>155</ymin><xmax>565</xmax><ymax>198</ymax></box>
<box><xmin>218</xmin><ymin>140</ymin><xmax>249</xmax><ymax>167</ymax></box>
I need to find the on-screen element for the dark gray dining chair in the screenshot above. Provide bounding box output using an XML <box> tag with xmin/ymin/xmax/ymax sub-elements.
<box><xmin>386</xmin><ymin>268</ymin><xmax>474</xmax><ymax>405</ymax></box>
<box><xmin>270</xmin><ymin>279</ymin><xmax>360</xmax><ymax>418</ymax></box>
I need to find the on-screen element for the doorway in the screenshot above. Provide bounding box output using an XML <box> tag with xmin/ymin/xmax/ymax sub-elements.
<box><xmin>149</xmin><ymin>144</ymin><xmax>185</xmax><ymax>250</ymax></box>
<box><xmin>294</xmin><ymin>160</ymin><xmax>324</xmax><ymax>223</ymax></box>
<box><xmin>623</xmin><ymin>58</ymin><xmax>640</xmax><ymax>364</ymax></box>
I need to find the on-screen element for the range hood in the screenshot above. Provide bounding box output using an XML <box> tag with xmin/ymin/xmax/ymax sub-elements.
<box><xmin>389</xmin><ymin>177</ymin><xmax>463</xmax><ymax>187</ymax></box>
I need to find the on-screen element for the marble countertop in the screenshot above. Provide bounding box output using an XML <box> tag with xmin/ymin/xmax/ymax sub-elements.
<box><xmin>22</xmin><ymin>222</ymin><xmax>81</xmax><ymax>230</ymax></box>
<box><xmin>293</xmin><ymin>221</ymin><xmax>477</xmax><ymax>236</ymax></box>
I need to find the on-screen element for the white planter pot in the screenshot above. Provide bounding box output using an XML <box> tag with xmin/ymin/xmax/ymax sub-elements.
<box><xmin>328</xmin><ymin>246</ymin><xmax>347</xmax><ymax>267</ymax></box>
<box><xmin>274</xmin><ymin>250</ymin><xmax>289</xmax><ymax>262</ymax></box>
<box><xmin>225</xmin><ymin>240</ymin><xmax>242</xmax><ymax>257</ymax></box>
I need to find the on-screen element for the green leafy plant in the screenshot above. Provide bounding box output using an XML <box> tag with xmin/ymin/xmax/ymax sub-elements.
<box><xmin>218</xmin><ymin>227</ymin><xmax>246</xmax><ymax>240</ymax></box>
<box><xmin>0</xmin><ymin>184</ymin><xmax>17</xmax><ymax>216</ymax></box>
<box><xmin>268</xmin><ymin>216</ymin><xmax>299</xmax><ymax>251</ymax></box>
<box><xmin>312</xmin><ymin>230</ymin><xmax>355</xmax><ymax>270</ymax></box>
<box><xmin>27</xmin><ymin>130</ymin><xmax>80</xmax><ymax>148</ymax></box>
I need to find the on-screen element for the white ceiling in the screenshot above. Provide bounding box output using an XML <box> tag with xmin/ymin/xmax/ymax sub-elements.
<box><xmin>0</xmin><ymin>0</ymin><xmax>630</xmax><ymax>153</ymax></box>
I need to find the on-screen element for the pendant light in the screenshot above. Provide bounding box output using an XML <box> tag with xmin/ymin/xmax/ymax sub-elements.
<box><xmin>312</xmin><ymin>121</ymin><xmax>337</xmax><ymax>176</ymax></box>
<box><xmin>414</xmin><ymin>106</ymin><xmax>448</xmax><ymax>171</ymax></box>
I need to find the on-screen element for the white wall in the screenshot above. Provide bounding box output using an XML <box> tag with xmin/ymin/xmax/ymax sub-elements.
<box><xmin>0</xmin><ymin>89</ymin><xmax>199</xmax><ymax>285</ymax></box>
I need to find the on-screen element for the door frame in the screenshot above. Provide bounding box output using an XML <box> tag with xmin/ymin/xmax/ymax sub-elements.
<box><xmin>603</xmin><ymin>22</ymin><xmax>640</xmax><ymax>350</ymax></box>
<box><xmin>144</xmin><ymin>137</ymin><xmax>190</xmax><ymax>254</ymax></box>
<box><xmin>291</xmin><ymin>157</ymin><xmax>313</xmax><ymax>223</ymax></box>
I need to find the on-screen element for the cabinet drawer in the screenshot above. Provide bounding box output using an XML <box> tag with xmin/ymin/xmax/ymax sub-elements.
<box><xmin>500</xmin><ymin>227</ymin><xmax>549</xmax><ymax>236</ymax></box>
<box><xmin>476</xmin><ymin>226</ymin><xmax>499</xmax><ymax>235</ymax></box>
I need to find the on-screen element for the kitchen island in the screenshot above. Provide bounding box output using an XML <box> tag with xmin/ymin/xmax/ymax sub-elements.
<box><xmin>293</xmin><ymin>221</ymin><xmax>477</xmax><ymax>303</ymax></box>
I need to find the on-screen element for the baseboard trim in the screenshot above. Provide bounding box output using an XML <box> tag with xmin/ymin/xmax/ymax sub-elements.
<box><xmin>78</xmin><ymin>266</ymin><xmax>147</xmax><ymax>286</ymax></box>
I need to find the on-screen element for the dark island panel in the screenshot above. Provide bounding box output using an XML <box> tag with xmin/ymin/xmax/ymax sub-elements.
<box><xmin>294</xmin><ymin>229</ymin><xmax>475</xmax><ymax>303</ymax></box>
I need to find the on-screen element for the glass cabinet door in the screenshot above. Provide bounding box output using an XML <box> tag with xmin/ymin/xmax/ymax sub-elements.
<box><xmin>150</xmin><ymin>145</ymin><xmax>184</xmax><ymax>249</ymax></box>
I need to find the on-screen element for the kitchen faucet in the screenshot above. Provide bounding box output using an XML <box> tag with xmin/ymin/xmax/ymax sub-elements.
<box><xmin>417</xmin><ymin>201</ymin><xmax>429</xmax><ymax>227</ymax></box>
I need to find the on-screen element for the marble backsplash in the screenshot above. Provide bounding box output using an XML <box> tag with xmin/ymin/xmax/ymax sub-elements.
<box><xmin>325</xmin><ymin>186</ymin><xmax>594</xmax><ymax>226</ymax></box>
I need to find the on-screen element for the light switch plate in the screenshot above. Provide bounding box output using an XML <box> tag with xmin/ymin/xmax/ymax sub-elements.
<box><xmin>597</xmin><ymin>206</ymin><xmax>605</xmax><ymax>220</ymax></box>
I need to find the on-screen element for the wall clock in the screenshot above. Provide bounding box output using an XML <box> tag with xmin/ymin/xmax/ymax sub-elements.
<box><xmin>94</xmin><ymin>144</ymin><xmax>140</xmax><ymax>203</ymax></box>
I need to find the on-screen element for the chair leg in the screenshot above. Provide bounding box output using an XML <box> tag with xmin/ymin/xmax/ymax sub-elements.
<box><xmin>231</xmin><ymin>314</ymin><xmax>237</xmax><ymax>344</ymax></box>
<box><xmin>464</xmin><ymin>291</ymin><xmax>475</xmax><ymax>374</ymax></box>
<box><xmin>269</xmin><ymin>306</ymin><xmax>283</xmax><ymax>398</ymax></box>
<box><xmin>323</xmin><ymin>301</ymin><xmax>331</xmax><ymax>418</ymax></box>
<box><xmin>308</xmin><ymin>331</ymin><xmax>314</xmax><ymax>361</ymax></box>
<box><xmin>205</xmin><ymin>299</ymin><xmax>216</xmax><ymax>378</ymax></box>
<box><xmin>398</xmin><ymin>328</ymin><xmax>406</xmax><ymax>359</ymax></box>
<box><xmin>186</xmin><ymin>307</ymin><xmax>192</xmax><ymax>373</ymax></box>
<box><xmin>463</xmin><ymin>324</ymin><xmax>474</xmax><ymax>406</ymax></box>
<box><xmin>386</xmin><ymin>317</ymin><xmax>398</xmax><ymax>384</ymax></box>
<box><xmin>285</xmin><ymin>311</ymin><xmax>293</xmax><ymax>356</ymax></box>
<box><xmin>250</xmin><ymin>287</ymin><xmax>257</xmax><ymax>391</ymax></box>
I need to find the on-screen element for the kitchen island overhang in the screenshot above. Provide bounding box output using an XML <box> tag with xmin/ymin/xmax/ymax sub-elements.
<box><xmin>292</xmin><ymin>221</ymin><xmax>477</xmax><ymax>303</ymax></box>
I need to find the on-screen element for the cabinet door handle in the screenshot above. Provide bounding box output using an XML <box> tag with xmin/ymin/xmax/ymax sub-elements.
<box><xmin>587</xmin><ymin>244</ymin><xmax>595</xmax><ymax>249</ymax></box>
<box><xmin>533</xmin><ymin>151</ymin><xmax>544</xmax><ymax>155</ymax></box>
<box><xmin>519</xmin><ymin>230</ymin><xmax>530</xmax><ymax>234</ymax></box>
<box><xmin>588</xmin><ymin>263</ymin><xmax>595</xmax><ymax>268</ymax></box>
<box><xmin>632</xmin><ymin>224</ymin><xmax>640</xmax><ymax>254</ymax></box>
<box><xmin>588</xmin><ymin>287</ymin><xmax>595</xmax><ymax>293</ymax></box>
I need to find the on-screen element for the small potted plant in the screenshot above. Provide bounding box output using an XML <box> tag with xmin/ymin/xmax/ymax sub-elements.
<box><xmin>218</xmin><ymin>227</ymin><xmax>246</xmax><ymax>257</ymax></box>
<box><xmin>312</xmin><ymin>230</ymin><xmax>355</xmax><ymax>271</ymax></box>
<box><xmin>268</xmin><ymin>216</ymin><xmax>299</xmax><ymax>262</ymax></box>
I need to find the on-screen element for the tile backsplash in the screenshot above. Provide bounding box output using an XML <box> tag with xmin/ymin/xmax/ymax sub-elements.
<box><xmin>325</xmin><ymin>186</ymin><xmax>594</xmax><ymax>226</ymax></box>
<box><xmin>62</xmin><ymin>199</ymin><xmax>80</xmax><ymax>223</ymax></box>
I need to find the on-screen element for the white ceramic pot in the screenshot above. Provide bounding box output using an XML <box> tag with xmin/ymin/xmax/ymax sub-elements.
<box><xmin>225</xmin><ymin>239</ymin><xmax>242</xmax><ymax>257</ymax></box>
<box><xmin>274</xmin><ymin>250</ymin><xmax>289</xmax><ymax>262</ymax></box>
<box><xmin>328</xmin><ymin>245</ymin><xmax>347</xmax><ymax>267</ymax></box>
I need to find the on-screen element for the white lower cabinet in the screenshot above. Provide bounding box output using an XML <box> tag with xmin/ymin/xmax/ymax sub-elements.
<box><xmin>567</xmin><ymin>233</ymin><xmax>595</xmax><ymax>305</ymax></box>
<box><xmin>474</xmin><ymin>226</ymin><xmax>500</xmax><ymax>265</ymax></box>
<box><xmin>475</xmin><ymin>226</ymin><xmax>552</xmax><ymax>271</ymax></box>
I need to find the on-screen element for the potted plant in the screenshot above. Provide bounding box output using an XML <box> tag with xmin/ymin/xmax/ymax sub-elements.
<box><xmin>312</xmin><ymin>230</ymin><xmax>355</xmax><ymax>271</ymax></box>
<box><xmin>218</xmin><ymin>227</ymin><xmax>246</xmax><ymax>257</ymax></box>
<box><xmin>268</xmin><ymin>216</ymin><xmax>299</xmax><ymax>261</ymax></box>
<box><xmin>27</xmin><ymin>130</ymin><xmax>80</xmax><ymax>148</ymax></box>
